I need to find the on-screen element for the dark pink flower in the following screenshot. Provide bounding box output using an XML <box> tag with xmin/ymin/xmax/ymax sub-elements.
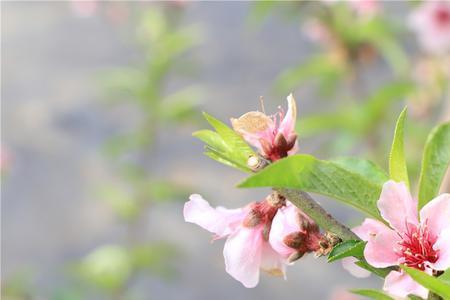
<box><xmin>184</xmin><ymin>194</ymin><xmax>287</xmax><ymax>287</ymax></box>
<box><xmin>269</xmin><ymin>203</ymin><xmax>327</xmax><ymax>262</ymax></box>
<box><xmin>409</xmin><ymin>1</ymin><xmax>450</xmax><ymax>55</ymax></box>
<box><xmin>231</xmin><ymin>94</ymin><xmax>298</xmax><ymax>162</ymax></box>
<box><xmin>353</xmin><ymin>180</ymin><xmax>450</xmax><ymax>298</ymax></box>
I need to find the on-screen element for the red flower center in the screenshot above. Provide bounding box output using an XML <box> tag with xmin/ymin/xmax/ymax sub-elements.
<box><xmin>434</xmin><ymin>5</ymin><xmax>450</xmax><ymax>27</ymax></box>
<box><xmin>397</xmin><ymin>222</ymin><xmax>439</xmax><ymax>270</ymax></box>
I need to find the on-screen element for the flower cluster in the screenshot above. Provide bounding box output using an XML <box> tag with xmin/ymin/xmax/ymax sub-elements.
<box><xmin>184</xmin><ymin>193</ymin><xmax>330</xmax><ymax>287</ymax></box>
<box><xmin>184</xmin><ymin>95</ymin><xmax>334</xmax><ymax>287</ymax></box>
<box><xmin>346</xmin><ymin>180</ymin><xmax>450</xmax><ymax>298</ymax></box>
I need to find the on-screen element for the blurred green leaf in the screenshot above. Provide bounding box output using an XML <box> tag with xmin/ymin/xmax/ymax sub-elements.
<box><xmin>247</xmin><ymin>0</ymin><xmax>278</xmax><ymax>26</ymax></box>
<box><xmin>328</xmin><ymin>240</ymin><xmax>365</xmax><ymax>263</ymax></box>
<box><xmin>130</xmin><ymin>243</ymin><xmax>179</xmax><ymax>278</ymax></box>
<box><xmin>274</xmin><ymin>54</ymin><xmax>345</xmax><ymax>95</ymax></box>
<box><xmin>239</xmin><ymin>154</ymin><xmax>383</xmax><ymax>219</ymax></box>
<box><xmin>146</xmin><ymin>179</ymin><xmax>189</xmax><ymax>203</ymax></box>
<box><xmin>160</xmin><ymin>86</ymin><xmax>203</xmax><ymax>124</ymax></box>
<box><xmin>193</xmin><ymin>112</ymin><xmax>255</xmax><ymax>172</ymax></box>
<box><xmin>76</xmin><ymin>245</ymin><xmax>131</xmax><ymax>292</ymax></box>
<box><xmin>389</xmin><ymin>107</ymin><xmax>409</xmax><ymax>187</ymax></box>
<box><xmin>418</xmin><ymin>122</ymin><xmax>450</xmax><ymax>208</ymax></box>
<box><xmin>401</xmin><ymin>266</ymin><xmax>450</xmax><ymax>299</ymax></box>
<box><xmin>97</xmin><ymin>185</ymin><xmax>139</xmax><ymax>220</ymax></box>
<box><xmin>351</xmin><ymin>289</ymin><xmax>395</xmax><ymax>300</ymax></box>
<box><xmin>332</xmin><ymin>157</ymin><xmax>388</xmax><ymax>186</ymax></box>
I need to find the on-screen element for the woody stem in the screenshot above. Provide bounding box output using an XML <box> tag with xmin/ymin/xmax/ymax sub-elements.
<box><xmin>276</xmin><ymin>188</ymin><xmax>359</xmax><ymax>241</ymax></box>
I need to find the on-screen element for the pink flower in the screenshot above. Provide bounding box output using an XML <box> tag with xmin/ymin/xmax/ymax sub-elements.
<box><xmin>354</xmin><ymin>180</ymin><xmax>450</xmax><ymax>298</ymax></box>
<box><xmin>70</xmin><ymin>0</ymin><xmax>98</xmax><ymax>18</ymax></box>
<box><xmin>409</xmin><ymin>1</ymin><xmax>450</xmax><ymax>55</ymax></box>
<box><xmin>349</xmin><ymin>0</ymin><xmax>379</xmax><ymax>18</ymax></box>
<box><xmin>183</xmin><ymin>194</ymin><xmax>287</xmax><ymax>287</ymax></box>
<box><xmin>231</xmin><ymin>94</ymin><xmax>298</xmax><ymax>162</ymax></box>
<box><xmin>269</xmin><ymin>203</ymin><xmax>326</xmax><ymax>262</ymax></box>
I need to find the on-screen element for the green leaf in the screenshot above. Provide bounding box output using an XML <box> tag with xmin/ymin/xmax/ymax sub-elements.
<box><xmin>76</xmin><ymin>245</ymin><xmax>131</xmax><ymax>291</ymax></box>
<box><xmin>332</xmin><ymin>157</ymin><xmax>389</xmax><ymax>186</ymax></box>
<box><xmin>401</xmin><ymin>266</ymin><xmax>450</xmax><ymax>299</ymax></box>
<box><xmin>354</xmin><ymin>261</ymin><xmax>392</xmax><ymax>278</ymax></box>
<box><xmin>193</xmin><ymin>113</ymin><xmax>255</xmax><ymax>172</ymax></box>
<box><xmin>389</xmin><ymin>107</ymin><xmax>409</xmax><ymax>187</ymax></box>
<box><xmin>274</xmin><ymin>55</ymin><xmax>344</xmax><ymax>94</ymax></box>
<box><xmin>239</xmin><ymin>154</ymin><xmax>383</xmax><ymax>220</ymax></box>
<box><xmin>439</xmin><ymin>269</ymin><xmax>450</xmax><ymax>285</ymax></box>
<box><xmin>407</xmin><ymin>295</ymin><xmax>424</xmax><ymax>300</ymax></box>
<box><xmin>351</xmin><ymin>289</ymin><xmax>395</xmax><ymax>300</ymax></box>
<box><xmin>418</xmin><ymin>122</ymin><xmax>450</xmax><ymax>208</ymax></box>
<box><xmin>328</xmin><ymin>240</ymin><xmax>366</xmax><ymax>263</ymax></box>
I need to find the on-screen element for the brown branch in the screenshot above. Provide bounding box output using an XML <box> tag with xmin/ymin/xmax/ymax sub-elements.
<box><xmin>276</xmin><ymin>188</ymin><xmax>359</xmax><ymax>241</ymax></box>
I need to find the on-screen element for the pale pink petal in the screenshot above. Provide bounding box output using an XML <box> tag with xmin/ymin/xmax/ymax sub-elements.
<box><xmin>363</xmin><ymin>221</ymin><xmax>402</xmax><ymax>268</ymax></box>
<box><xmin>329</xmin><ymin>287</ymin><xmax>362</xmax><ymax>300</ymax></box>
<box><xmin>377</xmin><ymin>181</ymin><xmax>418</xmax><ymax>233</ymax></box>
<box><xmin>432</xmin><ymin>227</ymin><xmax>450</xmax><ymax>270</ymax></box>
<box><xmin>341</xmin><ymin>257</ymin><xmax>371</xmax><ymax>278</ymax></box>
<box><xmin>384</xmin><ymin>270</ymin><xmax>428</xmax><ymax>299</ymax></box>
<box><xmin>260</xmin><ymin>242</ymin><xmax>287</xmax><ymax>279</ymax></box>
<box><xmin>269</xmin><ymin>204</ymin><xmax>301</xmax><ymax>258</ymax></box>
<box><xmin>279</xmin><ymin>94</ymin><xmax>297</xmax><ymax>139</ymax></box>
<box><xmin>184</xmin><ymin>194</ymin><xmax>247</xmax><ymax>239</ymax></box>
<box><xmin>223</xmin><ymin>226</ymin><xmax>264</xmax><ymax>288</ymax></box>
<box><xmin>419</xmin><ymin>193</ymin><xmax>450</xmax><ymax>237</ymax></box>
<box><xmin>352</xmin><ymin>218</ymin><xmax>388</xmax><ymax>241</ymax></box>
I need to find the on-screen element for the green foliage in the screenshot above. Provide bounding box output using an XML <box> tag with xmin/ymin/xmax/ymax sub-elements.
<box><xmin>296</xmin><ymin>81</ymin><xmax>414</xmax><ymax>139</ymax></box>
<box><xmin>351</xmin><ymin>289</ymin><xmax>395</xmax><ymax>300</ymax></box>
<box><xmin>418</xmin><ymin>122</ymin><xmax>450</xmax><ymax>208</ymax></box>
<box><xmin>239</xmin><ymin>154</ymin><xmax>383</xmax><ymax>219</ymax></box>
<box><xmin>130</xmin><ymin>243</ymin><xmax>179</xmax><ymax>278</ymax></box>
<box><xmin>332</xmin><ymin>157</ymin><xmax>388</xmax><ymax>186</ymax></box>
<box><xmin>98</xmin><ymin>185</ymin><xmax>139</xmax><ymax>220</ymax></box>
<box><xmin>76</xmin><ymin>245</ymin><xmax>132</xmax><ymax>292</ymax></box>
<box><xmin>389</xmin><ymin>107</ymin><xmax>409</xmax><ymax>187</ymax></box>
<box><xmin>401</xmin><ymin>266</ymin><xmax>450</xmax><ymax>299</ymax></box>
<box><xmin>354</xmin><ymin>261</ymin><xmax>391</xmax><ymax>278</ymax></box>
<box><xmin>193</xmin><ymin>112</ymin><xmax>255</xmax><ymax>172</ymax></box>
<box><xmin>275</xmin><ymin>54</ymin><xmax>345</xmax><ymax>96</ymax></box>
<box><xmin>328</xmin><ymin>240</ymin><xmax>365</xmax><ymax>263</ymax></box>
<box><xmin>439</xmin><ymin>269</ymin><xmax>450</xmax><ymax>285</ymax></box>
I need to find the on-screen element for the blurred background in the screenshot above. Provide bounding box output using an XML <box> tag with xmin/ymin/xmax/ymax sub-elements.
<box><xmin>2</xmin><ymin>1</ymin><xmax>449</xmax><ymax>300</ymax></box>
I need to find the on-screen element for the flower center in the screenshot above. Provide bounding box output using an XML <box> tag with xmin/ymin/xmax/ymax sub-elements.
<box><xmin>434</xmin><ymin>5</ymin><xmax>450</xmax><ymax>27</ymax></box>
<box><xmin>397</xmin><ymin>222</ymin><xmax>439</xmax><ymax>270</ymax></box>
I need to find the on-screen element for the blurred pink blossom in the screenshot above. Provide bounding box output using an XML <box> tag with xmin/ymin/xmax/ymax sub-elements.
<box><xmin>70</xmin><ymin>0</ymin><xmax>98</xmax><ymax>18</ymax></box>
<box><xmin>231</xmin><ymin>94</ymin><xmax>298</xmax><ymax>162</ymax></box>
<box><xmin>409</xmin><ymin>1</ymin><xmax>450</xmax><ymax>55</ymax></box>
<box><xmin>349</xmin><ymin>0</ymin><xmax>379</xmax><ymax>18</ymax></box>
<box><xmin>329</xmin><ymin>287</ymin><xmax>362</xmax><ymax>300</ymax></box>
<box><xmin>353</xmin><ymin>180</ymin><xmax>450</xmax><ymax>298</ymax></box>
<box><xmin>184</xmin><ymin>194</ymin><xmax>287</xmax><ymax>287</ymax></box>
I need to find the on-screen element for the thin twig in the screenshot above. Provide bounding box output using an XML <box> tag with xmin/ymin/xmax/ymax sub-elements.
<box><xmin>276</xmin><ymin>188</ymin><xmax>359</xmax><ymax>241</ymax></box>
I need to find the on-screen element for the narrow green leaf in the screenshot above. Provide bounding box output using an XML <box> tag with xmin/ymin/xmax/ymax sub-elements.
<box><xmin>418</xmin><ymin>122</ymin><xmax>450</xmax><ymax>208</ymax></box>
<box><xmin>328</xmin><ymin>240</ymin><xmax>366</xmax><ymax>263</ymax></box>
<box><xmin>438</xmin><ymin>269</ymin><xmax>450</xmax><ymax>285</ymax></box>
<box><xmin>351</xmin><ymin>289</ymin><xmax>395</xmax><ymax>300</ymax></box>
<box><xmin>239</xmin><ymin>154</ymin><xmax>383</xmax><ymax>220</ymax></box>
<box><xmin>407</xmin><ymin>294</ymin><xmax>423</xmax><ymax>300</ymax></box>
<box><xmin>354</xmin><ymin>261</ymin><xmax>392</xmax><ymax>278</ymax></box>
<box><xmin>193</xmin><ymin>113</ymin><xmax>256</xmax><ymax>172</ymax></box>
<box><xmin>389</xmin><ymin>107</ymin><xmax>409</xmax><ymax>187</ymax></box>
<box><xmin>401</xmin><ymin>266</ymin><xmax>450</xmax><ymax>299</ymax></box>
<box><xmin>332</xmin><ymin>157</ymin><xmax>389</xmax><ymax>186</ymax></box>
